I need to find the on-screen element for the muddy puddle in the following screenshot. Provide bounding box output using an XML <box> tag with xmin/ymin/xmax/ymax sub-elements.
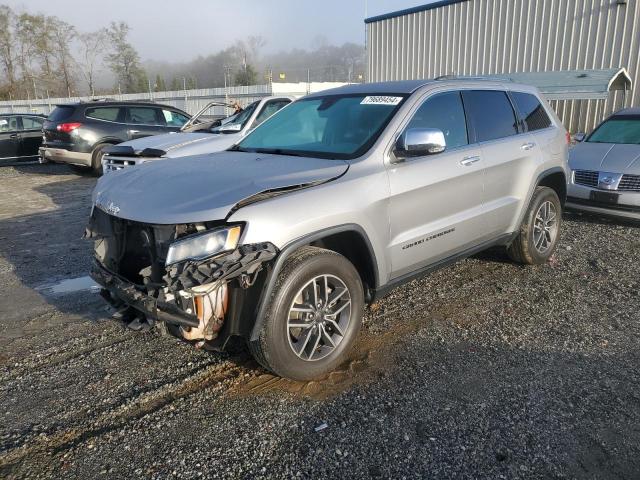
<box><xmin>226</xmin><ymin>305</ymin><xmax>452</xmax><ymax>400</ymax></box>
<box><xmin>35</xmin><ymin>275</ymin><xmax>100</xmax><ymax>296</ymax></box>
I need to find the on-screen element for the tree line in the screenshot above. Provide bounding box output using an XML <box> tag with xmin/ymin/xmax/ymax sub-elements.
<box><xmin>0</xmin><ymin>5</ymin><xmax>365</xmax><ymax>101</ymax></box>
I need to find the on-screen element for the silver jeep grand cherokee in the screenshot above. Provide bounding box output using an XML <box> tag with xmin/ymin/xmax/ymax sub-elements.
<box><xmin>86</xmin><ymin>80</ymin><xmax>569</xmax><ymax>380</ymax></box>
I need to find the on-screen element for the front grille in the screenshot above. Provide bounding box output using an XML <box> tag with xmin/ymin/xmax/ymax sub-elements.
<box><xmin>618</xmin><ymin>174</ymin><xmax>640</xmax><ymax>192</ymax></box>
<box><xmin>88</xmin><ymin>208</ymin><xmax>177</xmax><ymax>284</ymax></box>
<box><xmin>573</xmin><ymin>170</ymin><xmax>599</xmax><ymax>188</ymax></box>
<box><xmin>103</xmin><ymin>156</ymin><xmax>148</xmax><ymax>173</ymax></box>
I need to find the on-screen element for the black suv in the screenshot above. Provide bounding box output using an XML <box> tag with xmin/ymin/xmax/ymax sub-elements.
<box><xmin>40</xmin><ymin>101</ymin><xmax>191</xmax><ymax>175</ymax></box>
<box><xmin>0</xmin><ymin>113</ymin><xmax>46</xmax><ymax>165</ymax></box>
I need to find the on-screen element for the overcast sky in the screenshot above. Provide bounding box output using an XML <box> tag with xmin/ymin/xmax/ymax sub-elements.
<box><xmin>4</xmin><ymin>0</ymin><xmax>429</xmax><ymax>62</ymax></box>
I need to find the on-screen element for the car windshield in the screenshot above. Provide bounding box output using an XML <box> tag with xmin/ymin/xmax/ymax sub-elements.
<box><xmin>232</xmin><ymin>94</ymin><xmax>407</xmax><ymax>159</ymax></box>
<box><xmin>211</xmin><ymin>101</ymin><xmax>259</xmax><ymax>134</ymax></box>
<box><xmin>587</xmin><ymin>116</ymin><xmax>640</xmax><ymax>145</ymax></box>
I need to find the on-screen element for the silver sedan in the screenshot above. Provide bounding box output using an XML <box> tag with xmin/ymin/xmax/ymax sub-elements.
<box><xmin>567</xmin><ymin>108</ymin><xmax>640</xmax><ymax>220</ymax></box>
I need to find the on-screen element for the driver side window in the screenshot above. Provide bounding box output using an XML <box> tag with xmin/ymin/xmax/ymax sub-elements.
<box><xmin>406</xmin><ymin>91</ymin><xmax>468</xmax><ymax>149</ymax></box>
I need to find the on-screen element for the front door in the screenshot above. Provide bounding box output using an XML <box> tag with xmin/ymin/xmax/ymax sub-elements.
<box><xmin>0</xmin><ymin>116</ymin><xmax>20</xmax><ymax>160</ymax></box>
<box><xmin>387</xmin><ymin>91</ymin><xmax>486</xmax><ymax>279</ymax></box>
<box><xmin>126</xmin><ymin>106</ymin><xmax>167</xmax><ymax>139</ymax></box>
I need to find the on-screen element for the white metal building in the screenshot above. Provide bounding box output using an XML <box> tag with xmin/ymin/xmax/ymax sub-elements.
<box><xmin>366</xmin><ymin>0</ymin><xmax>639</xmax><ymax>133</ymax></box>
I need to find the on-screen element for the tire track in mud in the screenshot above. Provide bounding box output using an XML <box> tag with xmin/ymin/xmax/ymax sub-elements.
<box><xmin>0</xmin><ymin>257</ymin><xmax>502</xmax><ymax>475</ymax></box>
<box><xmin>227</xmin><ymin>260</ymin><xmax>501</xmax><ymax>399</ymax></box>
<box><xmin>0</xmin><ymin>358</ymin><xmax>252</xmax><ymax>477</ymax></box>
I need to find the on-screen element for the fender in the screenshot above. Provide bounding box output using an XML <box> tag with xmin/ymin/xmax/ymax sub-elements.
<box><xmin>511</xmin><ymin>166</ymin><xmax>567</xmax><ymax>235</ymax></box>
<box><xmin>249</xmin><ymin>224</ymin><xmax>379</xmax><ymax>341</ymax></box>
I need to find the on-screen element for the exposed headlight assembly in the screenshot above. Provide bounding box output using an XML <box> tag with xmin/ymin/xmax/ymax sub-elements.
<box><xmin>166</xmin><ymin>225</ymin><xmax>242</xmax><ymax>266</ymax></box>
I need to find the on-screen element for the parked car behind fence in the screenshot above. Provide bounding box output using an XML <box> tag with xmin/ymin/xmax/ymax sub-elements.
<box><xmin>0</xmin><ymin>113</ymin><xmax>46</xmax><ymax>165</ymax></box>
<box><xmin>39</xmin><ymin>100</ymin><xmax>191</xmax><ymax>175</ymax></box>
<box><xmin>101</xmin><ymin>96</ymin><xmax>293</xmax><ymax>175</ymax></box>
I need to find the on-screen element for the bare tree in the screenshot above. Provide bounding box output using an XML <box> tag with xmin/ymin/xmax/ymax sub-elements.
<box><xmin>0</xmin><ymin>6</ymin><xmax>17</xmax><ymax>96</ymax></box>
<box><xmin>50</xmin><ymin>19</ymin><xmax>77</xmax><ymax>97</ymax></box>
<box><xmin>78</xmin><ymin>29</ymin><xmax>107</xmax><ymax>96</ymax></box>
<box><xmin>106</xmin><ymin>21</ymin><xmax>146</xmax><ymax>93</ymax></box>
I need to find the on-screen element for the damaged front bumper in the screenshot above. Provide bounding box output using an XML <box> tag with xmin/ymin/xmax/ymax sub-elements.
<box><xmin>92</xmin><ymin>242</ymin><xmax>277</xmax><ymax>348</ymax></box>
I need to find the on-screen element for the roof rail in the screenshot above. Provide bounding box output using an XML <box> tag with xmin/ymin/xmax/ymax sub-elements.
<box><xmin>434</xmin><ymin>74</ymin><xmax>514</xmax><ymax>82</ymax></box>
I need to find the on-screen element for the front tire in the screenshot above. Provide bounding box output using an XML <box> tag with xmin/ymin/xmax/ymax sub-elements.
<box><xmin>249</xmin><ymin>246</ymin><xmax>364</xmax><ymax>381</ymax></box>
<box><xmin>90</xmin><ymin>144</ymin><xmax>110</xmax><ymax>177</ymax></box>
<box><xmin>507</xmin><ymin>186</ymin><xmax>562</xmax><ymax>265</ymax></box>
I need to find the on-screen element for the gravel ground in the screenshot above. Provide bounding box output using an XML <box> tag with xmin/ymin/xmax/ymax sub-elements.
<box><xmin>1</xmin><ymin>163</ymin><xmax>639</xmax><ymax>479</ymax></box>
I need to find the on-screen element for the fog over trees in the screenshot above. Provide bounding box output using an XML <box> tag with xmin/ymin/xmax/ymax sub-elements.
<box><xmin>0</xmin><ymin>5</ymin><xmax>365</xmax><ymax>101</ymax></box>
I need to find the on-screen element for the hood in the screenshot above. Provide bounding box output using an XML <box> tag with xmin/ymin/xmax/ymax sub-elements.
<box><xmin>116</xmin><ymin>132</ymin><xmax>213</xmax><ymax>153</ymax></box>
<box><xmin>93</xmin><ymin>151</ymin><xmax>349</xmax><ymax>224</ymax></box>
<box><xmin>569</xmin><ymin>142</ymin><xmax>640</xmax><ymax>174</ymax></box>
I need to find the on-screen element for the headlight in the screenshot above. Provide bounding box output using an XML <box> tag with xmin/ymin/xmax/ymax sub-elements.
<box><xmin>165</xmin><ymin>225</ymin><xmax>242</xmax><ymax>266</ymax></box>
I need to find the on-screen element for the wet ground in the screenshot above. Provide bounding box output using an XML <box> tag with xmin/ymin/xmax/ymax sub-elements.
<box><xmin>1</xmin><ymin>163</ymin><xmax>639</xmax><ymax>479</ymax></box>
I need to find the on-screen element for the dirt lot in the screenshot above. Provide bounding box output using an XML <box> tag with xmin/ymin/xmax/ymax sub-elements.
<box><xmin>1</xmin><ymin>163</ymin><xmax>639</xmax><ymax>479</ymax></box>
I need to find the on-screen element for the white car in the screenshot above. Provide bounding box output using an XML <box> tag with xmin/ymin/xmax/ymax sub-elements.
<box><xmin>101</xmin><ymin>96</ymin><xmax>293</xmax><ymax>174</ymax></box>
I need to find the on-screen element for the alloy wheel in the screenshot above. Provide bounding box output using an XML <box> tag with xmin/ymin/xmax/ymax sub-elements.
<box><xmin>533</xmin><ymin>200</ymin><xmax>558</xmax><ymax>254</ymax></box>
<box><xmin>286</xmin><ymin>274</ymin><xmax>352</xmax><ymax>361</ymax></box>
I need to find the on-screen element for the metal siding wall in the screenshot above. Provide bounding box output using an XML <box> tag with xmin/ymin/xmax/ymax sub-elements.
<box><xmin>367</xmin><ymin>0</ymin><xmax>640</xmax><ymax>133</ymax></box>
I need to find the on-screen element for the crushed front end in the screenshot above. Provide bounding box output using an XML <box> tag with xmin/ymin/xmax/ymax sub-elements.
<box><xmin>86</xmin><ymin>207</ymin><xmax>277</xmax><ymax>350</ymax></box>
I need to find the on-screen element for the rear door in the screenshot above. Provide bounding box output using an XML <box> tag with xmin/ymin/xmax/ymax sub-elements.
<box><xmin>462</xmin><ymin>89</ymin><xmax>539</xmax><ymax>236</ymax></box>
<box><xmin>125</xmin><ymin>106</ymin><xmax>167</xmax><ymax>139</ymax></box>
<box><xmin>0</xmin><ymin>116</ymin><xmax>20</xmax><ymax>159</ymax></box>
<box><xmin>18</xmin><ymin>116</ymin><xmax>45</xmax><ymax>157</ymax></box>
<box><xmin>387</xmin><ymin>90</ymin><xmax>486</xmax><ymax>279</ymax></box>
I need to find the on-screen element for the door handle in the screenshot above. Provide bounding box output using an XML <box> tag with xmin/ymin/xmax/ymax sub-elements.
<box><xmin>9</xmin><ymin>133</ymin><xmax>18</xmax><ymax>139</ymax></box>
<box><xmin>129</xmin><ymin>129</ymin><xmax>140</xmax><ymax>135</ymax></box>
<box><xmin>460</xmin><ymin>155</ymin><xmax>480</xmax><ymax>166</ymax></box>
<box><xmin>521</xmin><ymin>142</ymin><xmax>536</xmax><ymax>151</ymax></box>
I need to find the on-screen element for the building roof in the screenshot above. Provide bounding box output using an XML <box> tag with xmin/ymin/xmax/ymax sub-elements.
<box><xmin>365</xmin><ymin>0</ymin><xmax>468</xmax><ymax>24</ymax></box>
<box><xmin>464</xmin><ymin>68</ymin><xmax>633</xmax><ymax>100</ymax></box>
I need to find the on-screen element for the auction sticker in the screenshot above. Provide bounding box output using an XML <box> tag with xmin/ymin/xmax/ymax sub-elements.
<box><xmin>361</xmin><ymin>96</ymin><xmax>403</xmax><ymax>105</ymax></box>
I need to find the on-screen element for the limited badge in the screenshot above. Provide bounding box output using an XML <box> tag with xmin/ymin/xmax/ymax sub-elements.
<box><xmin>361</xmin><ymin>96</ymin><xmax>403</xmax><ymax>106</ymax></box>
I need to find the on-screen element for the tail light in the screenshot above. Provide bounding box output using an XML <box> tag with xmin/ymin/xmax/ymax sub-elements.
<box><xmin>566</xmin><ymin>132</ymin><xmax>571</xmax><ymax>144</ymax></box>
<box><xmin>56</xmin><ymin>122</ymin><xmax>82</xmax><ymax>133</ymax></box>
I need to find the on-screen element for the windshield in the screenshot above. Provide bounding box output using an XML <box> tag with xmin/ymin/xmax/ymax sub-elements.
<box><xmin>211</xmin><ymin>101</ymin><xmax>258</xmax><ymax>134</ymax></box>
<box><xmin>233</xmin><ymin>94</ymin><xmax>407</xmax><ymax>159</ymax></box>
<box><xmin>587</xmin><ymin>116</ymin><xmax>640</xmax><ymax>145</ymax></box>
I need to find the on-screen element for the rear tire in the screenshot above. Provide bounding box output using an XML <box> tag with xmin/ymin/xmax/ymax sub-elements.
<box><xmin>249</xmin><ymin>246</ymin><xmax>364</xmax><ymax>381</ymax></box>
<box><xmin>507</xmin><ymin>186</ymin><xmax>562</xmax><ymax>265</ymax></box>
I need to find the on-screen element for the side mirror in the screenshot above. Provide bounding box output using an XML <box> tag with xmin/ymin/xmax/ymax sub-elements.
<box><xmin>394</xmin><ymin>128</ymin><xmax>446</xmax><ymax>162</ymax></box>
<box><xmin>573</xmin><ymin>132</ymin><xmax>586</xmax><ymax>143</ymax></box>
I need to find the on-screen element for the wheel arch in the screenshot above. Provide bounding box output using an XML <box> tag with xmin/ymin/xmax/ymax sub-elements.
<box><xmin>249</xmin><ymin>224</ymin><xmax>379</xmax><ymax>341</ymax></box>
<box><xmin>537</xmin><ymin>168</ymin><xmax>567</xmax><ymax>206</ymax></box>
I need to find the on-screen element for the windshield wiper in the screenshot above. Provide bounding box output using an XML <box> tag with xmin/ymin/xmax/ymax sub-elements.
<box><xmin>250</xmin><ymin>148</ymin><xmax>306</xmax><ymax>157</ymax></box>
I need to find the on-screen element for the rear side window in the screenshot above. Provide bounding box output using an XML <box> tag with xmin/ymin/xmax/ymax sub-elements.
<box><xmin>462</xmin><ymin>90</ymin><xmax>518</xmax><ymax>142</ymax></box>
<box><xmin>406</xmin><ymin>91</ymin><xmax>468</xmax><ymax>149</ymax></box>
<box><xmin>48</xmin><ymin>106</ymin><xmax>75</xmax><ymax>122</ymax></box>
<box><xmin>85</xmin><ymin>107</ymin><xmax>121</xmax><ymax>122</ymax></box>
<box><xmin>511</xmin><ymin>92</ymin><xmax>552</xmax><ymax>131</ymax></box>
<box><xmin>128</xmin><ymin>107</ymin><xmax>160</xmax><ymax>125</ymax></box>
<box><xmin>22</xmin><ymin>116</ymin><xmax>45</xmax><ymax>130</ymax></box>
